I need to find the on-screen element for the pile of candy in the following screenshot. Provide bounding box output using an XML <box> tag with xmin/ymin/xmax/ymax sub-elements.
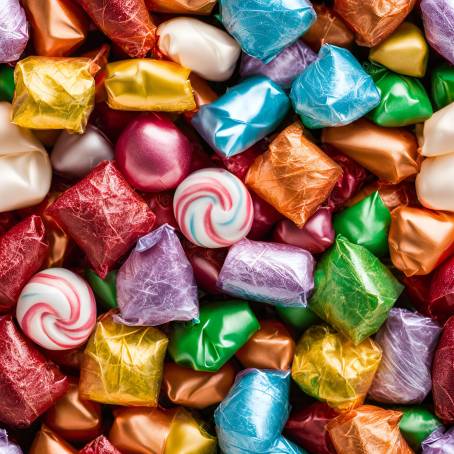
<box><xmin>3</xmin><ymin>0</ymin><xmax>454</xmax><ymax>453</ymax></box>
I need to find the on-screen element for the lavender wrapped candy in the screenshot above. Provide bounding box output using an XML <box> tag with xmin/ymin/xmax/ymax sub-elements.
<box><xmin>0</xmin><ymin>429</ymin><xmax>22</xmax><ymax>454</ymax></box>
<box><xmin>217</xmin><ymin>238</ymin><xmax>314</xmax><ymax>307</ymax></box>
<box><xmin>116</xmin><ymin>224</ymin><xmax>199</xmax><ymax>326</ymax></box>
<box><xmin>0</xmin><ymin>0</ymin><xmax>28</xmax><ymax>63</ymax></box>
<box><xmin>368</xmin><ymin>308</ymin><xmax>442</xmax><ymax>405</ymax></box>
<box><xmin>422</xmin><ymin>426</ymin><xmax>454</xmax><ymax>453</ymax></box>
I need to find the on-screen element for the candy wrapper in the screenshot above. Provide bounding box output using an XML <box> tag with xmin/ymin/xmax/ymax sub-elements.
<box><xmin>292</xmin><ymin>325</ymin><xmax>382</xmax><ymax>411</ymax></box>
<box><xmin>217</xmin><ymin>238</ymin><xmax>314</xmax><ymax>307</ymax></box>
<box><xmin>0</xmin><ymin>66</ymin><xmax>15</xmax><ymax>102</ymax></box>
<box><xmin>399</xmin><ymin>407</ymin><xmax>442</xmax><ymax>450</ymax></box>
<box><xmin>192</xmin><ymin>76</ymin><xmax>290</xmax><ymax>158</ymax></box>
<box><xmin>46</xmin><ymin>161</ymin><xmax>155</xmax><ymax>279</ymax></box>
<box><xmin>219</xmin><ymin>0</ymin><xmax>316</xmax><ymax>62</ymax></box>
<box><xmin>432</xmin><ymin>64</ymin><xmax>454</xmax><ymax>110</ymax></box>
<box><xmin>116</xmin><ymin>224</ymin><xmax>198</xmax><ymax>326</ymax></box>
<box><xmin>79</xmin><ymin>312</ymin><xmax>168</xmax><ymax>406</ymax></box>
<box><xmin>169</xmin><ymin>300</ymin><xmax>259</xmax><ymax>372</ymax></box>
<box><xmin>146</xmin><ymin>0</ymin><xmax>217</xmax><ymax>14</ymax></box>
<box><xmin>309</xmin><ymin>235</ymin><xmax>403</xmax><ymax>344</ymax></box>
<box><xmin>0</xmin><ymin>0</ymin><xmax>28</xmax><ymax>63</ymax></box>
<box><xmin>29</xmin><ymin>426</ymin><xmax>76</xmax><ymax>454</ymax></box>
<box><xmin>368</xmin><ymin>308</ymin><xmax>442</xmax><ymax>404</ymax></box>
<box><xmin>80</xmin><ymin>436</ymin><xmax>121</xmax><ymax>454</ymax></box>
<box><xmin>421</xmin><ymin>426</ymin><xmax>454</xmax><ymax>454</ymax></box>
<box><xmin>0</xmin><ymin>429</ymin><xmax>22</xmax><ymax>454</ymax></box>
<box><xmin>290</xmin><ymin>45</ymin><xmax>380</xmax><ymax>128</ymax></box>
<box><xmin>246</xmin><ymin>122</ymin><xmax>341</xmax><ymax>228</ymax></box>
<box><xmin>85</xmin><ymin>269</ymin><xmax>117</xmax><ymax>310</ymax></box>
<box><xmin>429</xmin><ymin>255</ymin><xmax>454</xmax><ymax>323</ymax></box>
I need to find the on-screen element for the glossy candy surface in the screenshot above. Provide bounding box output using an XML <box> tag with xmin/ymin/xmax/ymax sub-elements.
<box><xmin>0</xmin><ymin>0</ymin><xmax>28</xmax><ymax>63</ymax></box>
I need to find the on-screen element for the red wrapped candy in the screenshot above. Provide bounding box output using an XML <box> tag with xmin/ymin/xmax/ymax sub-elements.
<box><xmin>0</xmin><ymin>315</ymin><xmax>68</xmax><ymax>428</ymax></box>
<box><xmin>248</xmin><ymin>193</ymin><xmax>283</xmax><ymax>240</ymax></box>
<box><xmin>0</xmin><ymin>215</ymin><xmax>48</xmax><ymax>313</ymax></box>
<box><xmin>80</xmin><ymin>436</ymin><xmax>122</xmax><ymax>454</ymax></box>
<box><xmin>46</xmin><ymin>161</ymin><xmax>156</xmax><ymax>278</ymax></box>
<box><xmin>429</xmin><ymin>256</ymin><xmax>454</xmax><ymax>323</ymax></box>
<box><xmin>147</xmin><ymin>191</ymin><xmax>178</xmax><ymax>230</ymax></box>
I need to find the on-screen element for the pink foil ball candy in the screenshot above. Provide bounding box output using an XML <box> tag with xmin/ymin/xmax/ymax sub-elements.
<box><xmin>116</xmin><ymin>113</ymin><xmax>193</xmax><ymax>192</ymax></box>
<box><xmin>0</xmin><ymin>0</ymin><xmax>28</xmax><ymax>63</ymax></box>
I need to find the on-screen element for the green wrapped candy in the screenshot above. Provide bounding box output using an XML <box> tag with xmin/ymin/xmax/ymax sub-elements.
<box><xmin>309</xmin><ymin>235</ymin><xmax>403</xmax><ymax>345</ymax></box>
<box><xmin>0</xmin><ymin>66</ymin><xmax>14</xmax><ymax>102</ymax></box>
<box><xmin>169</xmin><ymin>300</ymin><xmax>260</xmax><ymax>372</ymax></box>
<box><xmin>333</xmin><ymin>191</ymin><xmax>391</xmax><ymax>257</ymax></box>
<box><xmin>398</xmin><ymin>406</ymin><xmax>442</xmax><ymax>450</ymax></box>
<box><xmin>431</xmin><ymin>64</ymin><xmax>454</xmax><ymax>111</ymax></box>
<box><xmin>364</xmin><ymin>62</ymin><xmax>432</xmax><ymax>127</ymax></box>
<box><xmin>276</xmin><ymin>305</ymin><xmax>320</xmax><ymax>331</ymax></box>
<box><xmin>85</xmin><ymin>269</ymin><xmax>117</xmax><ymax>309</ymax></box>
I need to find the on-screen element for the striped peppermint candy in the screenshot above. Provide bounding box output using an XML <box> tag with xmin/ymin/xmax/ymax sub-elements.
<box><xmin>173</xmin><ymin>168</ymin><xmax>254</xmax><ymax>248</ymax></box>
<box><xmin>16</xmin><ymin>268</ymin><xmax>97</xmax><ymax>350</ymax></box>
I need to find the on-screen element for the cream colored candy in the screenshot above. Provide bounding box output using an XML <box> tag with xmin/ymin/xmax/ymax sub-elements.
<box><xmin>421</xmin><ymin>103</ymin><xmax>454</xmax><ymax>157</ymax></box>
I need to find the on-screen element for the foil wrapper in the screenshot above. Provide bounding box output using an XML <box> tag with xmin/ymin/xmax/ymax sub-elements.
<box><xmin>429</xmin><ymin>255</ymin><xmax>454</xmax><ymax>323</ymax></box>
<box><xmin>0</xmin><ymin>429</ymin><xmax>22</xmax><ymax>454</ymax></box>
<box><xmin>0</xmin><ymin>66</ymin><xmax>15</xmax><ymax>102</ymax></box>
<box><xmin>0</xmin><ymin>0</ymin><xmax>28</xmax><ymax>63</ymax></box>
<box><xmin>85</xmin><ymin>269</ymin><xmax>117</xmax><ymax>310</ymax></box>
<box><xmin>146</xmin><ymin>0</ymin><xmax>216</xmax><ymax>14</ymax></box>
<box><xmin>421</xmin><ymin>427</ymin><xmax>454</xmax><ymax>454</ymax></box>
<box><xmin>420</xmin><ymin>103</ymin><xmax>454</xmax><ymax>157</ymax></box>
<box><xmin>217</xmin><ymin>238</ymin><xmax>314</xmax><ymax>307</ymax></box>
<box><xmin>432</xmin><ymin>64</ymin><xmax>454</xmax><ymax>110</ymax></box>
<box><xmin>29</xmin><ymin>426</ymin><xmax>77</xmax><ymax>454</ymax></box>
<box><xmin>80</xmin><ymin>436</ymin><xmax>121</xmax><ymax>454</ymax></box>
<box><xmin>291</xmin><ymin>325</ymin><xmax>382</xmax><ymax>411</ymax></box>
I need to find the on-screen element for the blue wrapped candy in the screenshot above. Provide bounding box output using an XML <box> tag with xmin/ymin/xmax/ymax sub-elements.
<box><xmin>290</xmin><ymin>45</ymin><xmax>380</xmax><ymax>128</ymax></box>
<box><xmin>192</xmin><ymin>76</ymin><xmax>290</xmax><ymax>158</ymax></box>
<box><xmin>220</xmin><ymin>0</ymin><xmax>316</xmax><ymax>63</ymax></box>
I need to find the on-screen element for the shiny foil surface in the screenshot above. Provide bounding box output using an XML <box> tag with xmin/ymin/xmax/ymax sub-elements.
<box><xmin>79</xmin><ymin>312</ymin><xmax>168</xmax><ymax>406</ymax></box>
<box><xmin>291</xmin><ymin>325</ymin><xmax>382</xmax><ymax>411</ymax></box>
<box><xmin>29</xmin><ymin>426</ymin><xmax>76</xmax><ymax>454</ymax></box>
<box><xmin>85</xmin><ymin>269</ymin><xmax>117</xmax><ymax>310</ymax></box>
<box><xmin>0</xmin><ymin>66</ymin><xmax>15</xmax><ymax>102</ymax></box>
<box><xmin>246</xmin><ymin>122</ymin><xmax>341</xmax><ymax>228</ymax></box>
<box><xmin>421</xmin><ymin>426</ymin><xmax>454</xmax><ymax>454</ymax></box>
<box><xmin>420</xmin><ymin>103</ymin><xmax>454</xmax><ymax>157</ymax></box>
<box><xmin>399</xmin><ymin>407</ymin><xmax>442</xmax><ymax>450</ymax></box>
<box><xmin>146</xmin><ymin>0</ymin><xmax>217</xmax><ymax>14</ymax></box>
<box><xmin>0</xmin><ymin>0</ymin><xmax>28</xmax><ymax>63</ymax></box>
<box><xmin>431</xmin><ymin>64</ymin><xmax>454</xmax><ymax>110</ymax></box>
<box><xmin>429</xmin><ymin>255</ymin><xmax>454</xmax><ymax>323</ymax></box>
<box><xmin>79</xmin><ymin>435</ymin><xmax>121</xmax><ymax>454</ymax></box>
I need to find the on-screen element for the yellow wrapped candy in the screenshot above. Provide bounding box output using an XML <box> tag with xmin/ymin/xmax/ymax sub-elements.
<box><xmin>291</xmin><ymin>325</ymin><xmax>382</xmax><ymax>411</ymax></box>
<box><xmin>105</xmin><ymin>59</ymin><xmax>196</xmax><ymax>112</ymax></box>
<box><xmin>12</xmin><ymin>56</ymin><xmax>96</xmax><ymax>133</ymax></box>
<box><xmin>79</xmin><ymin>312</ymin><xmax>168</xmax><ymax>406</ymax></box>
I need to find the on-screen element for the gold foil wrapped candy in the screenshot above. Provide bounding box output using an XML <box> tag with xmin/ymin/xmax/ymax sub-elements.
<box><xmin>291</xmin><ymin>325</ymin><xmax>382</xmax><ymax>411</ymax></box>
<box><xmin>105</xmin><ymin>59</ymin><xmax>196</xmax><ymax>112</ymax></box>
<box><xmin>79</xmin><ymin>312</ymin><xmax>168</xmax><ymax>406</ymax></box>
<box><xmin>12</xmin><ymin>57</ymin><xmax>96</xmax><ymax>133</ymax></box>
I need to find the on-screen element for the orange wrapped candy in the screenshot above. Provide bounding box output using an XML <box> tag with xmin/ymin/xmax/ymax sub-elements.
<box><xmin>246</xmin><ymin>122</ymin><xmax>341</xmax><ymax>228</ymax></box>
<box><xmin>146</xmin><ymin>0</ymin><xmax>216</xmax><ymax>14</ymax></box>
<box><xmin>29</xmin><ymin>425</ymin><xmax>77</xmax><ymax>454</ymax></box>
<box><xmin>327</xmin><ymin>405</ymin><xmax>414</xmax><ymax>454</ymax></box>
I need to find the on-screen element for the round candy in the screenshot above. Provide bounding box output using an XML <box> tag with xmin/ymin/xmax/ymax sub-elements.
<box><xmin>16</xmin><ymin>268</ymin><xmax>97</xmax><ymax>351</ymax></box>
<box><xmin>173</xmin><ymin>168</ymin><xmax>254</xmax><ymax>248</ymax></box>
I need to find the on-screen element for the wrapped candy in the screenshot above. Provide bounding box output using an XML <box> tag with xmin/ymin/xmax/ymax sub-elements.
<box><xmin>105</xmin><ymin>59</ymin><xmax>195</xmax><ymax>112</ymax></box>
<box><xmin>0</xmin><ymin>0</ymin><xmax>28</xmax><ymax>63</ymax></box>
<box><xmin>79</xmin><ymin>312</ymin><xmax>168</xmax><ymax>406</ymax></box>
<box><xmin>276</xmin><ymin>305</ymin><xmax>320</xmax><ymax>331</ymax></box>
<box><xmin>429</xmin><ymin>255</ymin><xmax>454</xmax><ymax>323</ymax></box>
<box><xmin>85</xmin><ymin>269</ymin><xmax>117</xmax><ymax>310</ymax></box>
<box><xmin>217</xmin><ymin>238</ymin><xmax>315</xmax><ymax>307</ymax></box>
<box><xmin>322</xmin><ymin>118</ymin><xmax>419</xmax><ymax>184</ymax></box>
<box><xmin>214</xmin><ymin>369</ymin><xmax>291</xmax><ymax>452</ymax></box>
<box><xmin>369</xmin><ymin>22</ymin><xmax>428</xmax><ymax>78</ymax></box>
<box><xmin>29</xmin><ymin>426</ymin><xmax>76</xmax><ymax>454</ymax></box>
<box><xmin>80</xmin><ymin>436</ymin><xmax>121</xmax><ymax>454</ymax></box>
<box><xmin>421</xmin><ymin>102</ymin><xmax>454</xmax><ymax>158</ymax></box>
<box><xmin>0</xmin><ymin>66</ymin><xmax>15</xmax><ymax>102</ymax></box>
<box><xmin>368</xmin><ymin>308</ymin><xmax>442</xmax><ymax>404</ymax></box>
<box><xmin>309</xmin><ymin>235</ymin><xmax>403</xmax><ymax>344</ymax></box>
<box><xmin>0</xmin><ymin>102</ymin><xmax>52</xmax><ymax>212</ymax></box>
<box><xmin>219</xmin><ymin>0</ymin><xmax>316</xmax><ymax>62</ymax></box>
<box><xmin>240</xmin><ymin>40</ymin><xmax>317</xmax><ymax>89</ymax></box>
<box><xmin>0</xmin><ymin>429</ymin><xmax>22</xmax><ymax>454</ymax></box>
<box><xmin>364</xmin><ymin>62</ymin><xmax>433</xmax><ymax>127</ymax></box>
<box><xmin>235</xmin><ymin>320</ymin><xmax>295</xmax><ymax>370</ymax></box>
<box><xmin>148</xmin><ymin>192</ymin><xmax>178</xmax><ymax>230</ymax></box>
<box><xmin>399</xmin><ymin>407</ymin><xmax>442</xmax><ymax>450</ymax></box>
<box><xmin>326</xmin><ymin>406</ymin><xmax>413</xmax><ymax>454</ymax></box>
<box><xmin>116</xmin><ymin>224</ymin><xmax>198</xmax><ymax>326</ymax></box>
<box><xmin>388</xmin><ymin>206</ymin><xmax>454</xmax><ymax>276</ymax></box>
<box><xmin>291</xmin><ymin>45</ymin><xmax>380</xmax><ymax>128</ymax></box>
<box><xmin>145</xmin><ymin>0</ymin><xmax>217</xmax><ymax>14</ymax></box>
<box><xmin>432</xmin><ymin>64</ymin><xmax>454</xmax><ymax>110</ymax></box>
<box><xmin>333</xmin><ymin>0</ymin><xmax>416</xmax><ymax>47</ymax></box>
<box><xmin>22</xmin><ymin>0</ymin><xmax>87</xmax><ymax>57</ymax></box>
<box><xmin>333</xmin><ymin>191</ymin><xmax>391</xmax><ymax>257</ymax></box>
<box><xmin>46</xmin><ymin>161</ymin><xmax>156</xmax><ymax>279</ymax></box>
<box><xmin>246</xmin><ymin>122</ymin><xmax>341</xmax><ymax>228</ymax></box>
<box><xmin>76</xmin><ymin>0</ymin><xmax>155</xmax><ymax>58</ymax></box>
<box><xmin>248</xmin><ymin>193</ymin><xmax>283</xmax><ymax>241</ymax></box>
<box><xmin>421</xmin><ymin>426</ymin><xmax>454</xmax><ymax>454</ymax></box>
<box><xmin>291</xmin><ymin>325</ymin><xmax>382</xmax><ymax>411</ymax></box>
<box><xmin>168</xmin><ymin>300</ymin><xmax>260</xmax><ymax>372</ymax></box>
<box><xmin>0</xmin><ymin>315</ymin><xmax>68</xmax><ymax>427</ymax></box>
<box><xmin>192</xmin><ymin>76</ymin><xmax>290</xmax><ymax>158</ymax></box>
<box><xmin>12</xmin><ymin>57</ymin><xmax>96</xmax><ymax>133</ymax></box>
<box><xmin>162</xmin><ymin>362</ymin><xmax>236</xmax><ymax>409</ymax></box>
<box><xmin>157</xmin><ymin>18</ymin><xmax>240</xmax><ymax>82</ymax></box>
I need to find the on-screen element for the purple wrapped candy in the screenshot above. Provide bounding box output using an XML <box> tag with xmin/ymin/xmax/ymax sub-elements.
<box><xmin>240</xmin><ymin>40</ymin><xmax>317</xmax><ymax>89</ymax></box>
<box><xmin>421</xmin><ymin>0</ymin><xmax>454</xmax><ymax>65</ymax></box>
<box><xmin>116</xmin><ymin>224</ymin><xmax>199</xmax><ymax>326</ymax></box>
<box><xmin>422</xmin><ymin>426</ymin><xmax>454</xmax><ymax>453</ymax></box>
<box><xmin>368</xmin><ymin>308</ymin><xmax>442</xmax><ymax>405</ymax></box>
<box><xmin>0</xmin><ymin>429</ymin><xmax>22</xmax><ymax>454</ymax></box>
<box><xmin>0</xmin><ymin>0</ymin><xmax>28</xmax><ymax>63</ymax></box>
<box><xmin>217</xmin><ymin>238</ymin><xmax>314</xmax><ymax>307</ymax></box>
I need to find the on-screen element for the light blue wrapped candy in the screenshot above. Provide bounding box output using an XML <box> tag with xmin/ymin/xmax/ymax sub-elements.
<box><xmin>290</xmin><ymin>44</ymin><xmax>381</xmax><ymax>128</ymax></box>
<box><xmin>220</xmin><ymin>0</ymin><xmax>316</xmax><ymax>63</ymax></box>
<box><xmin>192</xmin><ymin>76</ymin><xmax>290</xmax><ymax>158</ymax></box>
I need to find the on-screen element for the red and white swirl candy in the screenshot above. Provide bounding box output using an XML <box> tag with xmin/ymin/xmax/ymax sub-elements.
<box><xmin>174</xmin><ymin>168</ymin><xmax>254</xmax><ymax>248</ymax></box>
<box><xmin>16</xmin><ymin>268</ymin><xmax>97</xmax><ymax>350</ymax></box>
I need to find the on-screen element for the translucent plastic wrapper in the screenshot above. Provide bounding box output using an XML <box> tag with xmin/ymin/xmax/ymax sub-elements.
<box><xmin>291</xmin><ymin>325</ymin><xmax>382</xmax><ymax>411</ymax></box>
<box><xmin>116</xmin><ymin>224</ymin><xmax>198</xmax><ymax>326</ymax></box>
<box><xmin>79</xmin><ymin>312</ymin><xmax>168</xmax><ymax>406</ymax></box>
<box><xmin>0</xmin><ymin>0</ymin><xmax>28</xmax><ymax>63</ymax></box>
<box><xmin>192</xmin><ymin>76</ymin><xmax>290</xmax><ymax>158</ymax></box>
<box><xmin>421</xmin><ymin>426</ymin><xmax>454</xmax><ymax>454</ymax></box>
<box><xmin>290</xmin><ymin>45</ymin><xmax>380</xmax><ymax>128</ymax></box>
<box><xmin>214</xmin><ymin>369</ymin><xmax>291</xmax><ymax>453</ymax></box>
<box><xmin>217</xmin><ymin>238</ymin><xmax>314</xmax><ymax>307</ymax></box>
<box><xmin>368</xmin><ymin>308</ymin><xmax>442</xmax><ymax>404</ymax></box>
<box><xmin>309</xmin><ymin>235</ymin><xmax>403</xmax><ymax>345</ymax></box>
<box><xmin>0</xmin><ymin>429</ymin><xmax>22</xmax><ymax>454</ymax></box>
<box><xmin>246</xmin><ymin>122</ymin><xmax>341</xmax><ymax>228</ymax></box>
<box><xmin>146</xmin><ymin>0</ymin><xmax>217</xmax><ymax>14</ymax></box>
<box><xmin>327</xmin><ymin>405</ymin><xmax>413</xmax><ymax>454</ymax></box>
